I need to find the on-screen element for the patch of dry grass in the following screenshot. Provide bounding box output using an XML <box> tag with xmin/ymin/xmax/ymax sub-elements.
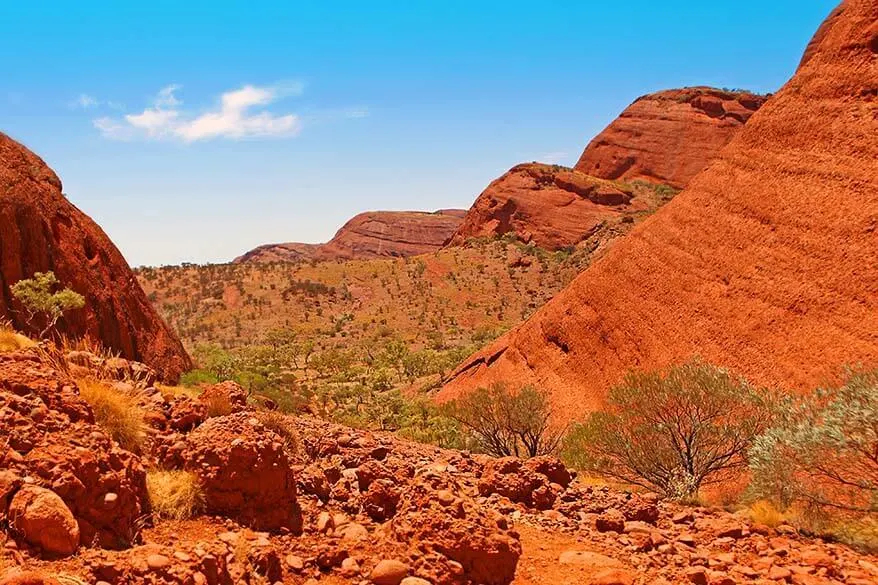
<box><xmin>0</xmin><ymin>322</ymin><xmax>36</xmax><ymax>352</ymax></box>
<box><xmin>147</xmin><ymin>470</ymin><xmax>205</xmax><ymax>521</ymax></box>
<box><xmin>156</xmin><ymin>383</ymin><xmax>200</xmax><ymax>401</ymax></box>
<box><xmin>748</xmin><ymin>500</ymin><xmax>785</xmax><ymax>528</ymax></box>
<box><xmin>203</xmin><ymin>392</ymin><xmax>234</xmax><ymax>418</ymax></box>
<box><xmin>256</xmin><ymin>410</ymin><xmax>300</xmax><ymax>454</ymax></box>
<box><xmin>77</xmin><ymin>378</ymin><xmax>146</xmax><ymax>453</ymax></box>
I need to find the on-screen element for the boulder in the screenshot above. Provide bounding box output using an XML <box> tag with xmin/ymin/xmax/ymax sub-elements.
<box><xmin>393</xmin><ymin>470</ymin><xmax>521</xmax><ymax>585</ymax></box>
<box><xmin>8</xmin><ymin>485</ymin><xmax>80</xmax><ymax>556</ymax></box>
<box><xmin>183</xmin><ymin>413</ymin><xmax>302</xmax><ymax>532</ymax></box>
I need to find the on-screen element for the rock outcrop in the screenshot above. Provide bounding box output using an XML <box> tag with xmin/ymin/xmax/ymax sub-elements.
<box><xmin>440</xmin><ymin>1</ymin><xmax>878</xmax><ymax>422</ymax></box>
<box><xmin>234</xmin><ymin>209</ymin><xmax>466</xmax><ymax>263</ymax></box>
<box><xmin>0</xmin><ymin>133</ymin><xmax>191</xmax><ymax>382</ymax></box>
<box><xmin>445</xmin><ymin>163</ymin><xmax>653</xmax><ymax>250</ymax></box>
<box><xmin>182</xmin><ymin>413</ymin><xmax>303</xmax><ymax>532</ymax></box>
<box><xmin>574</xmin><ymin>87</ymin><xmax>768</xmax><ymax>190</ymax></box>
<box><xmin>0</xmin><ymin>350</ymin><xmax>150</xmax><ymax>550</ymax></box>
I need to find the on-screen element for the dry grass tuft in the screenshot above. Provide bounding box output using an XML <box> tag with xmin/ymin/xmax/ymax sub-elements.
<box><xmin>157</xmin><ymin>383</ymin><xmax>200</xmax><ymax>401</ymax></box>
<box><xmin>203</xmin><ymin>393</ymin><xmax>234</xmax><ymax>418</ymax></box>
<box><xmin>256</xmin><ymin>410</ymin><xmax>300</xmax><ymax>454</ymax></box>
<box><xmin>77</xmin><ymin>378</ymin><xmax>146</xmax><ymax>453</ymax></box>
<box><xmin>147</xmin><ymin>470</ymin><xmax>205</xmax><ymax>521</ymax></box>
<box><xmin>748</xmin><ymin>500</ymin><xmax>785</xmax><ymax>528</ymax></box>
<box><xmin>0</xmin><ymin>322</ymin><xmax>36</xmax><ymax>352</ymax></box>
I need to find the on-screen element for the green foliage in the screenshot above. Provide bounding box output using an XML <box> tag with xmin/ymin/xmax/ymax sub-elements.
<box><xmin>748</xmin><ymin>369</ymin><xmax>878</xmax><ymax>516</ymax></box>
<box><xmin>562</xmin><ymin>359</ymin><xmax>772</xmax><ymax>498</ymax></box>
<box><xmin>10</xmin><ymin>271</ymin><xmax>85</xmax><ymax>338</ymax></box>
<box><xmin>179</xmin><ymin>369</ymin><xmax>220</xmax><ymax>387</ymax></box>
<box><xmin>443</xmin><ymin>383</ymin><xmax>565</xmax><ymax>458</ymax></box>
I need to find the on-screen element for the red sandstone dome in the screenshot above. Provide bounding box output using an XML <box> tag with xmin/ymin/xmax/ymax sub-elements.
<box><xmin>0</xmin><ymin>132</ymin><xmax>191</xmax><ymax>381</ymax></box>
<box><xmin>445</xmin><ymin>163</ymin><xmax>648</xmax><ymax>250</ymax></box>
<box><xmin>439</xmin><ymin>0</ymin><xmax>878</xmax><ymax>422</ymax></box>
<box><xmin>235</xmin><ymin>209</ymin><xmax>466</xmax><ymax>263</ymax></box>
<box><xmin>574</xmin><ymin>87</ymin><xmax>768</xmax><ymax>190</ymax></box>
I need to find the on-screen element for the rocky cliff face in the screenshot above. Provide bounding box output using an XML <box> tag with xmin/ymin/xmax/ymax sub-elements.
<box><xmin>574</xmin><ymin>87</ymin><xmax>768</xmax><ymax>190</ymax></box>
<box><xmin>0</xmin><ymin>132</ymin><xmax>191</xmax><ymax>381</ymax></box>
<box><xmin>440</xmin><ymin>0</ymin><xmax>878</xmax><ymax>422</ymax></box>
<box><xmin>235</xmin><ymin>209</ymin><xmax>466</xmax><ymax>263</ymax></box>
<box><xmin>445</xmin><ymin>163</ymin><xmax>652</xmax><ymax>250</ymax></box>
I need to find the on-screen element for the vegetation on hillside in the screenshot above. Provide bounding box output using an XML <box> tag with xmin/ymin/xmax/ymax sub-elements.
<box><xmin>10</xmin><ymin>271</ymin><xmax>85</xmax><ymax>339</ymax></box>
<box><xmin>561</xmin><ymin>360</ymin><xmax>774</xmax><ymax>498</ymax></box>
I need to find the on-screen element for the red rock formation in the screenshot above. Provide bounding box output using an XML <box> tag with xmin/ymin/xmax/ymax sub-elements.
<box><xmin>183</xmin><ymin>413</ymin><xmax>303</xmax><ymax>532</ymax></box>
<box><xmin>0</xmin><ymin>350</ymin><xmax>150</xmax><ymax>549</ymax></box>
<box><xmin>575</xmin><ymin>87</ymin><xmax>768</xmax><ymax>190</ymax></box>
<box><xmin>0</xmin><ymin>133</ymin><xmax>191</xmax><ymax>381</ymax></box>
<box><xmin>446</xmin><ymin>163</ymin><xmax>650</xmax><ymax>250</ymax></box>
<box><xmin>440</xmin><ymin>0</ymin><xmax>878</xmax><ymax>422</ymax></box>
<box><xmin>234</xmin><ymin>209</ymin><xmax>466</xmax><ymax>263</ymax></box>
<box><xmin>233</xmin><ymin>242</ymin><xmax>320</xmax><ymax>264</ymax></box>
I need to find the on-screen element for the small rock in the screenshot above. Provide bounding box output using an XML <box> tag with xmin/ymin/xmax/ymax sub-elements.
<box><xmin>768</xmin><ymin>566</ymin><xmax>791</xmax><ymax>581</ymax></box>
<box><xmin>370</xmin><ymin>559</ymin><xmax>409</xmax><ymax>585</ymax></box>
<box><xmin>685</xmin><ymin>566</ymin><xmax>709</xmax><ymax>585</ymax></box>
<box><xmin>286</xmin><ymin>554</ymin><xmax>305</xmax><ymax>571</ymax></box>
<box><xmin>596</xmin><ymin>508</ymin><xmax>626</xmax><ymax>533</ymax></box>
<box><xmin>147</xmin><ymin>554</ymin><xmax>171</xmax><ymax>571</ymax></box>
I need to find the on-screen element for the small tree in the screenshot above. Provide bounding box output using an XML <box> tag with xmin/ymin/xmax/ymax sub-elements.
<box><xmin>443</xmin><ymin>383</ymin><xmax>565</xmax><ymax>458</ymax></box>
<box><xmin>562</xmin><ymin>359</ymin><xmax>773</xmax><ymax>498</ymax></box>
<box><xmin>10</xmin><ymin>271</ymin><xmax>85</xmax><ymax>339</ymax></box>
<box><xmin>748</xmin><ymin>370</ymin><xmax>878</xmax><ymax>515</ymax></box>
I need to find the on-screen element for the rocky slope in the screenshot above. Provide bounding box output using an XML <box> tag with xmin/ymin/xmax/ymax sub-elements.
<box><xmin>439</xmin><ymin>0</ymin><xmax>878</xmax><ymax>422</ymax></box>
<box><xmin>0</xmin><ymin>133</ymin><xmax>191</xmax><ymax>381</ymax></box>
<box><xmin>235</xmin><ymin>210</ymin><xmax>466</xmax><ymax>263</ymax></box>
<box><xmin>444</xmin><ymin>163</ymin><xmax>671</xmax><ymax>250</ymax></box>
<box><xmin>574</xmin><ymin>87</ymin><xmax>768</xmax><ymax>190</ymax></box>
<box><xmin>3</xmin><ymin>348</ymin><xmax>877</xmax><ymax>585</ymax></box>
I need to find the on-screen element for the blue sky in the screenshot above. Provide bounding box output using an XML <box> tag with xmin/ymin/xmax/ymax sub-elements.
<box><xmin>1</xmin><ymin>1</ymin><xmax>837</xmax><ymax>266</ymax></box>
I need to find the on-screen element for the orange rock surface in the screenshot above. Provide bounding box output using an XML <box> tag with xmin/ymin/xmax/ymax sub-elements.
<box><xmin>235</xmin><ymin>209</ymin><xmax>466</xmax><ymax>263</ymax></box>
<box><xmin>445</xmin><ymin>163</ymin><xmax>647</xmax><ymax>250</ymax></box>
<box><xmin>575</xmin><ymin>87</ymin><xmax>768</xmax><ymax>190</ymax></box>
<box><xmin>440</xmin><ymin>0</ymin><xmax>878</xmax><ymax>422</ymax></box>
<box><xmin>0</xmin><ymin>133</ymin><xmax>191</xmax><ymax>381</ymax></box>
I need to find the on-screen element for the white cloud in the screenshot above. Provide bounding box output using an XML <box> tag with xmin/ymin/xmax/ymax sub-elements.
<box><xmin>154</xmin><ymin>84</ymin><xmax>182</xmax><ymax>107</ymax></box>
<box><xmin>74</xmin><ymin>93</ymin><xmax>99</xmax><ymax>108</ymax></box>
<box><xmin>71</xmin><ymin>93</ymin><xmax>125</xmax><ymax>110</ymax></box>
<box><xmin>94</xmin><ymin>83</ymin><xmax>305</xmax><ymax>142</ymax></box>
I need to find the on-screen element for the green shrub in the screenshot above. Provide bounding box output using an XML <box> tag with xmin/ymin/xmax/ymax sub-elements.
<box><xmin>748</xmin><ymin>369</ymin><xmax>878</xmax><ymax>516</ymax></box>
<box><xmin>10</xmin><ymin>271</ymin><xmax>85</xmax><ymax>339</ymax></box>
<box><xmin>562</xmin><ymin>359</ymin><xmax>772</xmax><ymax>498</ymax></box>
<box><xmin>443</xmin><ymin>383</ymin><xmax>564</xmax><ymax>458</ymax></box>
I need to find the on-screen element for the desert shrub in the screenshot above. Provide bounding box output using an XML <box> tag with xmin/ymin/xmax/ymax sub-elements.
<box><xmin>562</xmin><ymin>359</ymin><xmax>772</xmax><ymax>498</ymax></box>
<box><xmin>10</xmin><ymin>271</ymin><xmax>85</xmax><ymax>339</ymax></box>
<box><xmin>397</xmin><ymin>398</ymin><xmax>469</xmax><ymax>450</ymax></box>
<box><xmin>77</xmin><ymin>378</ymin><xmax>146</xmax><ymax>453</ymax></box>
<box><xmin>180</xmin><ymin>368</ymin><xmax>220</xmax><ymax>387</ymax></box>
<box><xmin>147</xmin><ymin>470</ymin><xmax>205</xmax><ymax>520</ymax></box>
<box><xmin>748</xmin><ymin>369</ymin><xmax>878</xmax><ymax>517</ymax></box>
<box><xmin>443</xmin><ymin>383</ymin><xmax>565</xmax><ymax>458</ymax></box>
